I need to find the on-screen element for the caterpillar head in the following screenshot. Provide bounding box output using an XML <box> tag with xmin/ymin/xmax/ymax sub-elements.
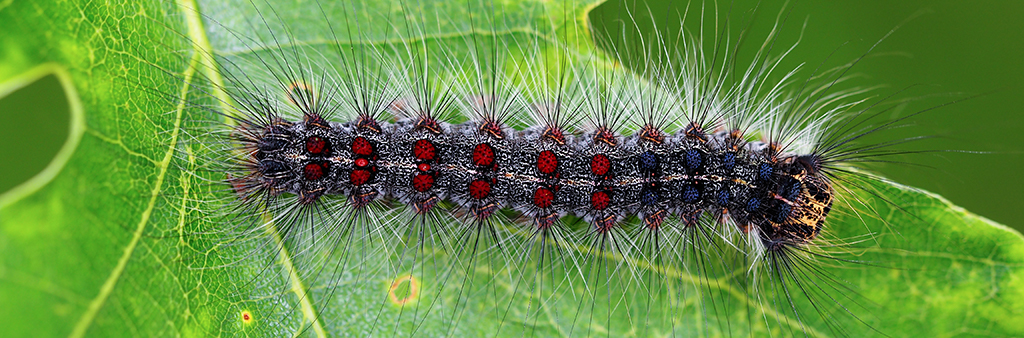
<box><xmin>760</xmin><ymin>155</ymin><xmax>835</xmax><ymax>250</ymax></box>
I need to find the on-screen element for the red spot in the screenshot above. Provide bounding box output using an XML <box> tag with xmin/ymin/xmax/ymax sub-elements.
<box><xmin>354</xmin><ymin>158</ymin><xmax>369</xmax><ymax>167</ymax></box>
<box><xmin>417</xmin><ymin>163</ymin><xmax>431</xmax><ymax>172</ymax></box>
<box><xmin>352</xmin><ymin>136</ymin><xmax>374</xmax><ymax>156</ymax></box>
<box><xmin>591</xmin><ymin>191</ymin><xmax>610</xmax><ymax>210</ymax></box>
<box><xmin>472</xmin><ymin>143</ymin><xmax>495</xmax><ymax>167</ymax></box>
<box><xmin>412</xmin><ymin>173</ymin><xmax>434</xmax><ymax>192</ymax></box>
<box><xmin>537</xmin><ymin>150</ymin><xmax>558</xmax><ymax>175</ymax></box>
<box><xmin>413</xmin><ymin>139</ymin><xmax>437</xmax><ymax>161</ymax></box>
<box><xmin>468</xmin><ymin>179</ymin><xmax>491</xmax><ymax>199</ymax></box>
<box><xmin>305</xmin><ymin>136</ymin><xmax>327</xmax><ymax>155</ymax></box>
<box><xmin>590</xmin><ymin>154</ymin><xmax>610</xmax><ymax>177</ymax></box>
<box><xmin>241</xmin><ymin>311</ymin><xmax>253</xmax><ymax>323</ymax></box>
<box><xmin>303</xmin><ymin>162</ymin><xmax>327</xmax><ymax>181</ymax></box>
<box><xmin>350</xmin><ymin>169</ymin><xmax>371</xmax><ymax>186</ymax></box>
<box><xmin>533</xmin><ymin>187</ymin><xmax>554</xmax><ymax>208</ymax></box>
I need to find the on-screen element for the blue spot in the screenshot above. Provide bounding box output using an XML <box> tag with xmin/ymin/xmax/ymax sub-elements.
<box><xmin>722</xmin><ymin>152</ymin><xmax>736</xmax><ymax>172</ymax></box>
<box><xmin>639</xmin><ymin>150</ymin><xmax>659</xmax><ymax>173</ymax></box>
<box><xmin>683</xmin><ymin>185</ymin><xmax>700</xmax><ymax>203</ymax></box>
<box><xmin>685</xmin><ymin>149</ymin><xmax>703</xmax><ymax>171</ymax></box>
<box><xmin>758</xmin><ymin>163</ymin><xmax>774</xmax><ymax>181</ymax></box>
<box><xmin>786</xmin><ymin>181</ymin><xmax>802</xmax><ymax>201</ymax></box>
<box><xmin>774</xmin><ymin>177</ymin><xmax>803</xmax><ymax>202</ymax></box>
<box><xmin>771</xmin><ymin>203</ymin><xmax>793</xmax><ymax>223</ymax></box>
<box><xmin>716</xmin><ymin>189</ymin><xmax>730</xmax><ymax>205</ymax></box>
<box><xmin>641</xmin><ymin>188</ymin><xmax>659</xmax><ymax>206</ymax></box>
<box><xmin>746</xmin><ymin>197</ymin><xmax>761</xmax><ymax>212</ymax></box>
<box><xmin>780</xmin><ymin>203</ymin><xmax>792</xmax><ymax>217</ymax></box>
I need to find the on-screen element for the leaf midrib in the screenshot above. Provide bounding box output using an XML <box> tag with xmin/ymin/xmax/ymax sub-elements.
<box><xmin>180</xmin><ymin>0</ymin><xmax>329</xmax><ymax>336</ymax></box>
<box><xmin>66</xmin><ymin>25</ymin><xmax>195</xmax><ymax>338</ymax></box>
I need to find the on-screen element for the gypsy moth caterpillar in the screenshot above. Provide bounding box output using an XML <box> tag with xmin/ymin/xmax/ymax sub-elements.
<box><xmin>160</xmin><ymin>0</ymin><xmax>913</xmax><ymax>336</ymax></box>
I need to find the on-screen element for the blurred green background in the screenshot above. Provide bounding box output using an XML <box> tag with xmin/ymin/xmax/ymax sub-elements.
<box><xmin>1</xmin><ymin>0</ymin><xmax>1021</xmax><ymax>231</ymax></box>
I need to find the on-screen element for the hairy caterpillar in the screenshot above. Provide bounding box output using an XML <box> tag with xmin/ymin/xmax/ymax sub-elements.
<box><xmin>2</xmin><ymin>0</ymin><xmax>1022</xmax><ymax>337</ymax></box>
<box><xmin>160</xmin><ymin>0</ymin><xmax>908</xmax><ymax>336</ymax></box>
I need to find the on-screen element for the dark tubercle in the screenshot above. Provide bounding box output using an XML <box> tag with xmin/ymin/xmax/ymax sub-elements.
<box><xmin>245</xmin><ymin>116</ymin><xmax>834</xmax><ymax>247</ymax></box>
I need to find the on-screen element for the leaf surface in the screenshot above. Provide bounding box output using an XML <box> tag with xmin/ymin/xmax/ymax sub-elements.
<box><xmin>0</xmin><ymin>0</ymin><xmax>1021</xmax><ymax>337</ymax></box>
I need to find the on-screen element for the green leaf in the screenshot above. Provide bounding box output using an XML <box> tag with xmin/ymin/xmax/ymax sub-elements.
<box><xmin>0</xmin><ymin>0</ymin><xmax>1022</xmax><ymax>337</ymax></box>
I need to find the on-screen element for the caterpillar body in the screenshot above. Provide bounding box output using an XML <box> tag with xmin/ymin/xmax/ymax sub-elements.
<box><xmin>240</xmin><ymin>102</ymin><xmax>833</xmax><ymax>250</ymax></box>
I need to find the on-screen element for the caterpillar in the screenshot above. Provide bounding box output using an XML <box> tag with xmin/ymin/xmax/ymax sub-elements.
<box><xmin>170</xmin><ymin>0</ymin><xmax>887</xmax><ymax>336</ymax></box>
<box><xmin>2</xmin><ymin>0</ymin><xmax>1020</xmax><ymax>337</ymax></box>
